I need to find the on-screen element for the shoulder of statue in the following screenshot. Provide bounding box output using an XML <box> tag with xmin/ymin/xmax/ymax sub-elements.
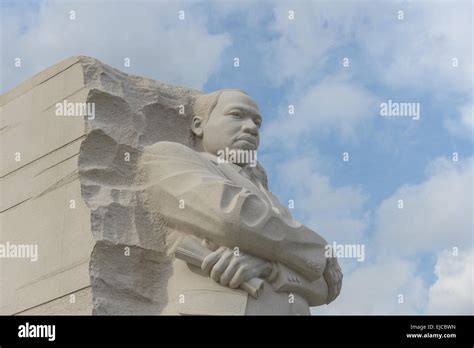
<box><xmin>138</xmin><ymin>142</ymin><xmax>211</xmax><ymax>185</ymax></box>
<box><xmin>143</xmin><ymin>141</ymin><xmax>200</xmax><ymax>161</ymax></box>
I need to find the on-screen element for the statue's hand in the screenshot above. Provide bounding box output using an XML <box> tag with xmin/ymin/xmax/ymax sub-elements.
<box><xmin>323</xmin><ymin>256</ymin><xmax>343</xmax><ymax>304</ymax></box>
<box><xmin>201</xmin><ymin>246</ymin><xmax>272</xmax><ymax>289</ymax></box>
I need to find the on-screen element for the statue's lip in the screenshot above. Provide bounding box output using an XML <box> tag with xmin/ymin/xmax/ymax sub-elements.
<box><xmin>236</xmin><ymin>135</ymin><xmax>258</xmax><ymax>145</ymax></box>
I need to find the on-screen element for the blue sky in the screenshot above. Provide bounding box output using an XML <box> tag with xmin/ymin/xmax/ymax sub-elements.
<box><xmin>1</xmin><ymin>0</ymin><xmax>472</xmax><ymax>314</ymax></box>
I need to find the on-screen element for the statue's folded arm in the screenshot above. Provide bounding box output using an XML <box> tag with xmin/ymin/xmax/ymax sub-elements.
<box><xmin>138</xmin><ymin>141</ymin><xmax>328</xmax><ymax>282</ymax></box>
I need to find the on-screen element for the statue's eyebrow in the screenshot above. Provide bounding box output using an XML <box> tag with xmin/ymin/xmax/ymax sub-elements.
<box><xmin>223</xmin><ymin>104</ymin><xmax>262</xmax><ymax>122</ymax></box>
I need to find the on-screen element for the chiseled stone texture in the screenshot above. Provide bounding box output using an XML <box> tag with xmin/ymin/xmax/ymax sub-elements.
<box><xmin>77</xmin><ymin>57</ymin><xmax>200</xmax><ymax>315</ymax></box>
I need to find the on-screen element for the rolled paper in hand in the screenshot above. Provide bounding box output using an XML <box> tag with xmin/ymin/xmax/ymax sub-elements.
<box><xmin>174</xmin><ymin>235</ymin><xmax>264</xmax><ymax>299</ymax></box>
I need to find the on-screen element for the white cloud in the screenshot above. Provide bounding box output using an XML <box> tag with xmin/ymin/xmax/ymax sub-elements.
<box><xmin>312</xmin><ymin>156</ymin><xmax>473</xmax><ymax>315</ymax></box>
<box><xmin>265</xmin><ymin>1</ymin><xmax>472</xmax><ymax>95</ymax></box>
<box><xmin>363</xmin><ymin>1</ymin><xmax>473</xmax><ymax>95</ymax></box>
<box><xmin>264</xmin><ymin>1</ymin><xmax>359</xmax><ymax>86</ymax></box>
<box><xmin>275</xmin><ymin>156</ymin><xmax>370</xmax><ymax>245</ymax></box>
<box><xmin>262</xmin><ymin>74</ymin><xmax>378</xmax><ymax>146</ymax></box>
<box><xmin>314</xmin><ymin>257</ymin><xmax>428</xmax><ymax>315</ymax></box>
<box><xmin>1</xmin><ymin>0</ymin><xmax>231</xmax><ymax>92</ymax></box>
<box><xmin>427</xmin><ymin>249</ymin><xmax>473</xmax><ymax>314</ymax></box>
<box><xmin>262</xmin><ymin>1</ymin><xmax>472</xmax><ymax>141</ymax></box>
<box><xmin>460</xmin><ymin>103</ymin><xmax>474</xmax><ymax>132</ymax></box>
<box><xmin>444</xmin><ymin>102</ymin><xmax>474</xmax><ymax>140</ymax></box>
<box><xmin>374</xmin><ymin>156</ymin><xmax>473</xmax><ymax>257</ymax></box>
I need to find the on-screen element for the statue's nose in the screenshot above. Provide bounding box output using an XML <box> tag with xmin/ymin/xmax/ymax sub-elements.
<box><xmin>242</xmin><ymin>118</ymin><xmax>259</xmax><ymax>135</ymax></box>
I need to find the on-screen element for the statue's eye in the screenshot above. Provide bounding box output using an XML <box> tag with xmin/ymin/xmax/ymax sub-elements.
<box><xmin>230</xmin><ymin>111</ymin><xmax>241</xmax><ymax>117</ymax></box>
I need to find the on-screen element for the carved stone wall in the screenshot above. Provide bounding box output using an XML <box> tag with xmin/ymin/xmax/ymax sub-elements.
<box><xmin>0</xmin><ymin>56</ymin><xmax>199</xmax><ymax>314</ymax></box>
<box><xmin>78</xmin><ymin>57</ymin><xmax>199</xmax><ymax>314</ymax></box>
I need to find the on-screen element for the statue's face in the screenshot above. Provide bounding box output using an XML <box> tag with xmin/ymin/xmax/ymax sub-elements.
<box><xmin>200</xmin><ymin>91</ymin><xmax>262</xmax><ymax>155</ymax></box>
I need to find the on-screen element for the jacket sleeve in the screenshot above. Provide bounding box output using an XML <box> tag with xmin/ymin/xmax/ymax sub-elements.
<box><xmin>140</xmin><ymin>141</ymin><xmax>328</xmax><ymax>281</ymax></box>
<box><xmin>269</xmin><ymin>257</ymin><xmax>342</xmax><ymax>306</ymax></box>
<box><xmin>270</xmin><ymin>262</ymin><xmax>329</xmax><ymax>306</ymax></box>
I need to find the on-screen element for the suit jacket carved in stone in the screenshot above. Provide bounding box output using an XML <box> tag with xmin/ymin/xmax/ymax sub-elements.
<box><xmin>137</xmin><ymin>141</ymin><xmax>338</xmax><ymax>315</ymax></box>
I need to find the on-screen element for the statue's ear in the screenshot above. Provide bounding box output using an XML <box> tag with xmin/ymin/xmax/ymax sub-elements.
<box><xmin>191</xmin><ymin>116</ymin><xmax>203</xmax><ymax>137</ymax></box>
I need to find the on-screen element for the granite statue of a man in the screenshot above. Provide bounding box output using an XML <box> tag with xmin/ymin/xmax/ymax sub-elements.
<box><xmin>137</xmin><ymin>89</ymin><xmax>342</xmax><ymax>315</ymax></box>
